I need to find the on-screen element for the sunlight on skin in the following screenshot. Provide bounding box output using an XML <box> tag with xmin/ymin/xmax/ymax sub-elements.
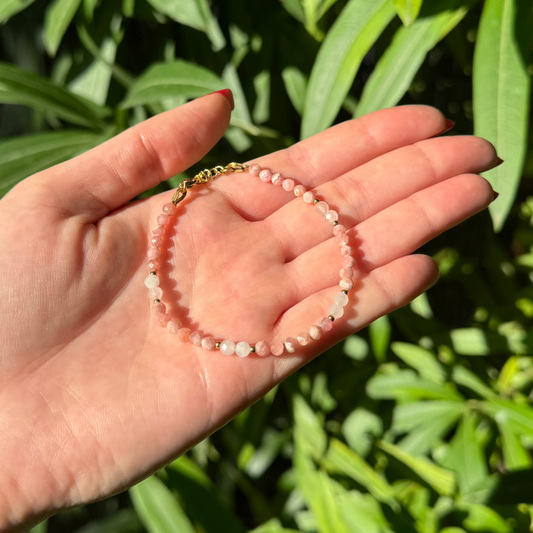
<box><xmin>0</xmin><ymin>93</ymin><xmax>499</xmax><ymax>530</ymax></box>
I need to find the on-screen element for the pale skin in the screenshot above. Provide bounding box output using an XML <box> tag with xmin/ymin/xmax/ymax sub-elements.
<box><xmin>0</xmin><ymin>92</ymin><xmax>500</xmax><ymax>531</ymax></box>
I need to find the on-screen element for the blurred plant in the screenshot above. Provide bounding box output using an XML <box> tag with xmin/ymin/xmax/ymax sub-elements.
<box><xmin>0</xmin><ymin>0</ymin><xmax>530</xmax><ymax>532</ymax></box>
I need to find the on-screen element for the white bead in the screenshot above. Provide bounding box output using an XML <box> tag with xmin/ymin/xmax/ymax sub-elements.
<box><xmin>328</xmin><ymin>303</ymin><xmax>344</xmax><ymax>319</ymax></box>
<box><xmin>316</xmin><ymin>201</ymin><xmax>329</xmax><ymax>214</ymax></box>
<box><xmin>144</xmin><ymin>274</ymin><xmax>160</xmax><ymax>289</ymax></box>
<box><xmin>149</xmin><ymin>287</ymin><xmax>163</xmax><ymax>300</ymax></box>
<box><xmin>325</xmin><ymin>210</ymin><xmax>339</xmax><ymax>223</ymax></box>
<box><xmin>335</xmin><ymin>292</ymin><xmax>349</xmax><ymax>307</ymax></box>
<box><xmin>220</xmin><ymin>340</ymin><xmax>235</xmax><ymax>356</ymax></box>
<box><xmin>236</xmin><ymin>341</ymin><xmax>250</xmax><ymax>358</ymax></box>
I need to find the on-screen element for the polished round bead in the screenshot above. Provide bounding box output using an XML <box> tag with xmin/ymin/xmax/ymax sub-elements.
<box><xmin>152</xmin><ymin>301</ymin><xmax>166</xmax><ymax>315</ymax></box>
<box><xmin>333</xmin><ymin>224</ymin><xmax>346</xmax><ymax>236</ymax></box>
<box><xmin>144</xmin><ymin>274</ymin><xmax>160</xmax><ymax>289</ymax></box>
<box><xmin>313</xmin><ymin>198</ymin><xmax>320</xmax><ymax>204</ymax></box>
<box><xmin>189</xmin><ymin>331</ymin><xmax>203</xmax><ymax>346</ymax></box>
<box><xmin>343</xmin><ymin>256</ymin><xmax>356</xmax><ymax>268</ymax></box>
<box><xmin>202</xmin><ymin>336</ymin><xmax>216</xmax><ymax>350</ymax></box>
<box><xmin>336</xmin><ymin>234</ymin><xmax>349</xmax><ymax>245</ymax></box>
<box><xmin>259</xmin><ymin>169</ymin><xmax>272</xmax><ymax>182</ymax></box>
<box><xmin>162</xmin><ymin>203</ymin><xmax>177</xmax><ymax>215</ymax></box>
<box><xmin>150</xmin><ymin>236</ymin><xmax>162</xmax><ymax>248</ymax></box>
<box><xmin>340</xmin><ymin>267</ymin><xmax>354</xmax><ymax>279</ymax></box>
<box><xmin>250</xmin><ymin>346</ymin><xmax>256</xmax><ymax>353</ymax></box>
<box><xmin>149</xmin><ymin>287</ymin><xmax>163</xmax><ymax>300</ymax></box>
<box><xmin>159</xmin><ymin>315</ymin><xmax>170</xmax><ymax>327</ymax></box>
<box><xmin>249</xmin><ymin>163</ymin><xmax>261</xmax><ymax>176</ymax></box>
<box><xmin>157</xmin><ymin>214</ymin><xmax>169</xmax><ymax>226</ymax></box>
<box><xmin>325</xmin><ymin>210</ymin><xmax>339</xmax><ymax>223</ymax></box>
<box><xmin>152</xmin><ymin>226</ymin><xmax>164</xmax><ymax>236</ymax></box>
<box><xmin>147</xmin><ymin>259</ymin><xmax>160</xmax><ymax>271</ymax></box>
<box><xmin>340</xmin><ymin>278</ymin><xmax>354</xmax><ymax>291</ymax></box>
<box><xmin>167</xmin><ymin>319</ymin><xmax>181</xmax><ymax>334</ymax></box>
<box><xmin>282</xmin><ymin>178</ymin><xmax>295</xmax><ymax>191</ymax></box>
<box><xmin>271</xmin><ymin>341</ymin><xmax>284</xmax><ymax>356</ymax></box>
<box><xmin>284</xmin><ymin>337</ymin><xmax>298</xmax><ymax>353</ymax></box>
<box><xmin>215</xmin><ymin>342</ymin><xmax>221</xmax><ymax>349</ymax></box>
<box><xmin>333</xmin><ymin>221</ymin><xmax>339</xmax><ymax>226</ymax></box>
<box><xmin>341</xmin><ymin>245</ymin><xmax>353</xmax><ymax>256</ymax></box>
<box><xmin>303</xmin><ymin>191</ymin><xmax>315</xmax><ymax>204</ymax></box>
<box><xmin>147</xmin><ymin>248</ymin><xmax>161</xmax><ymax>260</ymax></box>
<box><xmin>297</xmin><ymin>332</ymin><xmax>311</xmax><ymax>346</ymax></box>
<box><xmin>294</xmin><ymin>185</ymin><xmax>306</xmax><ymax>197</ymax></box>
<box><xmin>236</xmin><ymin>341</ymin><xmax>251</xmax><ymax>357</ymax></box>
<box><xmin>255</xmin><ymin>340</ymin><xmax>270</xmax><ymax>357</ymax></box>
<box><xmin>328</xmin><ymin>303</ymin><xmax>344</xmax><ymax>319</ymax></box>
<box><xmin>271</xmin><ymin>172</ymin><xmax>283</xmax><ymax>185</ymax></box>
<box><xmin>335</xmin><ymin>292</ymin><xmax>349</xmax><ymax>307</ymax></box>
<box><xmin>309</xmin><ymin>325</ymin><xmax>323</xmax><ymax>340</ymax></box>
<box><xmin>178</xmin><ymin>328</ymin><xmax>191</xmax><ymax>342</ymax></box>
<box><xmin>319</xmin><ymin>318</ymin><xmax>333</xmax><ymax>332</ymax></box>
<box><xmin>220</xmin><ymin>340</ymin><xmax>236</xmax><ymax>355</ymax></box>
<box><xmin>328</xmin><ymin>315</ymin><xmax>335</xmax><ymax>321</ymax></box>
<box><xmin>316</xmin><ymin>201</ymin><xmax>329</xmax><ymax>214</ymax></box>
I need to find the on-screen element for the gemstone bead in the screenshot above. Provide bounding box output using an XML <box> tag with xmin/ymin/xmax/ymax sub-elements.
<box><xmin>343</xmin><ymin>256</ymin><xmax>356</xmax><ymax>268</ymax></box>
<box><xmin>271</xmin><ymin>173</ymin><xmax>283</xmax><ymax>185</ymax></box>
<box><xmin>259</xmin><ymin>169</ymin><xmax>272</xmax><ymax>182</ymax></box>
<box><xmin>335</xmin><ymin>292</ymin><xmax>349</xmax><ymax>307</ymax></box>
<box><xmin>189</xmin><ymin>331</ymin><xmax>203</xmax><ymax>346</ymax></box>
<box><xmin>255</xmin><ymin>340</ymin><xmax>270</xmax><ymax>357</ymax></box>
<box><xmin>336</xmin><ymin>234</ymin><xmax>349</xmax><ymax>245</ymax></box>
<box><xmin>157</xmin><ymin>214</ymin><xmax>169</xmax><ymax>226</ymax></box>
<box><xmin>147</xmin><ymin>248</ymin><xmax>161</xmax><ymax>260</ymax></box>
<box><xmin>309</xmin><ymin>325</ymin><xmax>323</xmax><ymax>340</ymax></box>
<box><xmin>328</xmin><ymin>303</ymin><xmax>344</xmax><ymax>319</ymax></box>
<box><xmin>220</xmin><ymin>340</ymin><xmax>235</xmax><ymax>356</ymax></box>
<box><xmin>316</xmin><ymin>201</ymin><xmax>329</xmax><ymax>214</ymax></box>
<box><xmin>303</xmin><ymin>191</ymin><xmax>315</xmax><ymax>204</ymax></box>
<box><xmin>341</xmin><ymin>245</ymin><xmax>353</xmax><ymax>256</ymax></box>
<box><xmin>340</xmin><ymin>267</ymin><xmax>354</xmax><ymax>279</ymax></box>
<box><xmin>294</xmin><ymin>185</ymin><xmax>306</xmax><ymax>197</ymax></box>
<box><xmin>282</xmin><ymin>179</ymin><xmax>295</xmax><ymax>191</ymax></box>
<box><xmin>333</xmin><ymin>224</ymin><xmax>346</xmax><ymax>236</ymax></box>
<box><xmin>297</xmin><ymin>332</ymin><xmax>311</xmax><ymax>346</ymax></box>
<box><xmin>150</xmin><ymin>236</ymin><xmax>162</xmax><ymax>247</ymax></box>
<box><xmin>271</xmin><ymin>341</ymin><xmax>284</xmax><ymax>356</ymax></box>
<box><xmin>152</xmin><ymin>226</ymin><xmax>164</xmax><ymax>236</ymax></box>
<box><xmin>162</xmin><ymin>203</ymin><xmax>177</xmax><ymax>215</ymax></box>
<box><xmin>159</xmin><ymin>315</ymin><xmax>170</xmax><ymax>327</ymax></box>
<box><xmin>236</xmin><ymin>341</ymin><xmax>251</xmax><ymax>357</ymax></box>
<box><xmin>284</xmin><ymin>338</ymin><xmax>298</xmax><ymax>353</ymax></box>
<box><xmin>149</xmin><ymin>287</ymin><xmax>163</xmax><ymax>300</ymax></box>
<box><xmin>249</xmin><ymin>163</ymin><xmax>261</xmax><ymax>176</ymax></box>
<box><xmin>202</xmin><ymin>336</ymin><xmax>216</xmax><ymax>350</ymax></box>
<box><xmin>178</xmin><ymin>328</ymin><xmax>191</xmax><ymax>342</ymax></box>
<box><xmin>152</xmin><ymin>302</ymin><xmax>166</xmax><ymax>315</ymax></box>
<box><xmin>147</xmin><ymin>260</ymin><xmax>160</xmax><ymax>271</ymax></box>
<box><xmin>144</xmin><ymin>275</ymin><xmax>160</xmax><ymax>288</ymax></box>
<box><xmin>340</xmin><ymin>278</ymin><xmax>354</xmax><ymax>291</ymax></box>
<box><xmin>167</xmin><ymin>320</ymin><xmax>181</xmax><ymax>334</ymax></box>
<box><xmin>319</xmin><ymin>318</ymin><xmax>333</xmax><ymax>332</ymax></box>
<box><xmin>325</xmin><ymin>210</ymin><xmax>338</xmax><ymax>223</ymax></box>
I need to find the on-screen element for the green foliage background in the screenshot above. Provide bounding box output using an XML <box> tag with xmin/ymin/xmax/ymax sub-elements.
<box><xmin>1</xmin><ymin>0</ymin><xmax>533</xmax><ymax>531</ymax></box>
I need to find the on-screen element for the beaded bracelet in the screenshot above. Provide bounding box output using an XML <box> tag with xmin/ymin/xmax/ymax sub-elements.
<box><xmin>144</xmin><ymin>162</ymin><xmax>355</xmax><ymax>357</ymax></box>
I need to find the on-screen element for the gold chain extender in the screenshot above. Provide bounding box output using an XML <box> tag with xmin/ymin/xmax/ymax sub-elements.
<box><xmin>171</xmin><ymin>162</ymin><xmax>249</xmax><ymax>205</ymax></box>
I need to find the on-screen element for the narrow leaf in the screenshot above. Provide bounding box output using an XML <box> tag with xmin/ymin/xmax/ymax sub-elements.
<box><xmin>393</xmin><ymin>0</ymin><xmax>424</xmax><ymax>26</ymax></box>
<box><xmin>391</xmin><ymin>342</ymin><xmax>446</xmax><ymax>382</ymax></box>
<box><xmin>43</xmin><ymin>0</ymin><xmax>83</xmax><ymax>57</ymax></box>
<box><xmin>282</xmin><ymin>66</ymin><xmax>308</xmax><ymax>116</ymax></box>
<box><xmin>473</xmin><ymin>0</ymin><xmax>532</xmax><ymax>231</ymax></box>
<box><xmin>496</xmin><ymin>412</ymin><xmax>532</xmax><ymax>471</ymax></box>
<box><xmin>293</xmin><ymin>394</ymin><xmax>327</xmax><ymax>460</ymax></box>
<box><xmin>369</xmin><ymin>315</ymin><xmax>391</xmax><ymax>363</ymax></box>
<box><xmin>0</xmin><ymin>0</ymin><xmax>36</xmax><ymax>22</ymax></box>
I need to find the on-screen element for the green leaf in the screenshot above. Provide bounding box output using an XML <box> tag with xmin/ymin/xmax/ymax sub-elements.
<box><xmin>129</xmin><ymin>475</ymin><xmax>195</xmax><ymax>533</ymax></box>
<box><xmin>342</xmin><ymin>408</ymin><xmax>383</xmax><ymax>457</ymax></box>
<box><xmin>301</xmin><ymin>0</ymin><xmax>395</xmax><ymax>139</ymax></box>
<box><xmin>0</xmin><ymin>130</ymin><xmax>103</xmax><ymax>197</ymax></box>
<box><xmin>280</xmin><ymin>0</ymin><xmax>305</xmax><ymax>22</ymax></box>
<box><xmin>73</xmin><ymin>509</ymin><xmax>143</xmax><ymax>533</ymax></box>
<box><xmin>458</xmin><ymin>503</ymin><xmax>512</xmax><ymax>533</ymax></box>
<box><xmin>356</xmin><ymin>0</ymin><xmax>473</xmax><ymax>118</ymax></box>
<box><xmin>250</xmin><ymin>518</ymin><xmax>301</xmax><ymax>533</ymax></box>
<box><xmin>483</xmin><ymin>399</ymin><xmax>533</xmax><ymax>438</ymax></box>
<box><xmin>0</xmin><ymin>62</ymin><xmax>109</xmax><ymax>129</ymax></box>
<box><xmin>29</xmin><ymin>521</ymin><xmax>47</xmax><ymax>533</ymax></box>
<box><xmin>452</xmin><ymin>366</ymin><xmax>496</xmax><ymax>399</ymax></box>
<box><xmin>343</xmin><ymin>335</ymin><xmax>369</xmax><ymax>360</ymax></box>
<box><xmin>322</xmin><ymin>438</ymin><xmax>397</xmax><ymax>505</ymax></box>
<box><xmin>473</xmin><ymin>0</ymin><xmax>532</xmax><ymax>231</ymax></box>
<box><xmin>370</xmin><ymin>315</ymin><xmax>391</xmax><ymax>363</ymax></box>
<box><xmin>122</xmin><ymin>60</ymin><xmax>222</xmax><ymax>108</ymax></box>
<box><xmin>145</xmin><ymin>0</ymin><xmax>225</xmax><ymax>51</ymax></box>
<box><xmin>391</xmin><ymin>342</ymin><xmax>446</xmax><ymax>382</ymax></box>
<box><xmin>0</xmin><ymin>0</ymin><xmax>36</xmax><ymax>22</ymax></box>
<box><xmin>338</xmin><ymin>491</ymin><xmax>390</xmax><ymax>533</ymax></box>
<box><xmin>496</xmin><ymin>412</ymin><xmax>532</xmax><ymax>471</ymax></box>
<box><xmin>43</xmin><ymin>0</ymin><xmax>83</xmax><ymax>57</ymax></box>
<box><xmin>393</xmin><ymin>0</ymin><xmax>424</xmax><ymax>26</ymax></box>
<box><xmin>282</xmin><ymin>66</ymin><xmax>308</xmax><ymax>116</ymax></box>
<box><xmin>377</xmin><ymin>440</ymin><xmax>456</xmax><ymax>496</ymax></box>
<box><xmin>450</xmin><ymin>328</ymin><xmax>490</xmax><ymax>356</ymax></box>
<box><xmin>253</xmin><ymin>70</ymin><xmax>270</xmax><ymax>124</ymax></box>
<box><xmin>293</xmin><ymin>394</ymin><xmax>327</xmax><ymax>460</ymax></box>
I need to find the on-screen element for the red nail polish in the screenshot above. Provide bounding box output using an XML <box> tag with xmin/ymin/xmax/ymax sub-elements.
<box><xmin>493</xmin><ymin>191</ymin><xmax>499</xmax><ymax>200</ymax></box>
<box><xmin>430</xmin><ymin>119</ymin><xmax>455</xmax><ymax>138</ymax></box>
<box><xmin>202</xmin><ymin>89</ymin><xmax>234</xmax><ymax>110</ymax></box>
<box><xmin>494</xmin><ymin>156</ymin><xmax>504</xmax><ymax>166</ymax></box>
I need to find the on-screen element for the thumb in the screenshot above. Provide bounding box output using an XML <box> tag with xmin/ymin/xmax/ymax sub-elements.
<box><xmin>30</xmin><ymin>90</ymin><xmax>234</xmax><ymax>222</ymax></box>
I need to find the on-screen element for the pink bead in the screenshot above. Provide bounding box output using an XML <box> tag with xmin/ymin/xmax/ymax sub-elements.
<box><xmin>343</xmin><ymin>256</ymin><xmax>356</xmax><ymax>268</ymax></box>
<box><xmin>152</xmin><ymin>226</ymin><xmax>164</xmax><ymax>236</ymax></box>
<box><xmin>309</xmin><ymin>325</ymin><xmax>323</xmax><ymax>340</ymax></box>
<box><xmin>167</xmin><ymin>320</ymin><xmax>181</xmax><ymax>334</ymax></box>
<box><xmin>152</xmin><ymin>301</ymin><xmax>166</xmax><ymax>315</ymax></box>
<box><xmin>319</xmin><ymin>318</ymin><xmax>333</xmax><ymax>332</ymax></box>
<box><xmin>177</xmin><ymin>328</ymin><xmax>191</xmax><ymax>342</ymax></box>
<box><xmin>202</xmin><ymin>336</ymin><xmax>216</xmax><ymax>350</ymax></box>
<box><xmin>147</xmin><ymin>248</ymin><xmax>161</xmax><ymax>260</ymax></box>
<box><xmin>340</xmin><ymin>267</ymin><xmax>354</xmax><ymax>279</ymax></box>
<box><xmin>340</xmin><ymin>278</ymin><xmax>354</xmax><ymax>291</ymax></box>
<box><xmin>159</xmin><ymin>315</ymin><xmax>170</xmax><ymax>327</ymax></box>
<box><xmin>249</xmin><ymin>163</ymin><xmax>261</xmax><ymax>176</ymax></box>
<box><xmin>333</xmin><ymin>224</ymin><xmax>346</xmax><ymax>236</ymax></box>
<box><xmin>341</xmin><ymin>245</ymin><xmax>353</xmax><ymax>256</ymax></box>
<box><xmin>259</xmin><ymin>169</ymin><xmax>272</xmax><ymax>182</ymax></box>
<box><xmin>189</xmin><ymin>331</ymin><xmax>203</xmax><ymax>346</ymax></box>
<box><xmin>162</xmin><ymin>203</ymin><xmax>177</xmax><ymax>215</ymax></box>
<box><xmin>150</xmin><ymin>236</ymin><xmax>162</xmax><ymax>247</ymax></box>
<box><xmin>294</xmin><ymin>185</ymin><xmax>306</xmax><ymax>197</ymax></box>
<box><xmin>271</xmin><ymin>173</ymin><xmax>283</xmax><ymax>185</ymax></box>
<box><xmin>284</xmin><ymin>337</ymin><xmax>298</xmax><ymax>353</ymax></box>
<box><xmin>316</xmin><ymin>201</ymin><xmax>329</xmax><ymax>214</ymax></box>
<box><xmin>147</xmin><ymin>260</ymin><xmax>160</xmax><ymax>271</ymax></box>
<box><xmin>282</xmin><ymin>179</ymin><xmax>295</xmax><ymax>191</ymax></box>
<box><xmin>157</xmin><ymin>214</ymin><xmax>169</xmax><ymax>226</ymax></box>
<box><xmin>297</xmin><ymin>332</ymin><xmax>311</xmax><ymax>346</ymax></box>
<box><xmin>303</xmin><ymin>191</ymin><xmax>315</xmax><ymax>204</ymax></box>
<box><xmin>271</xmin><ymin>341</ymin><xmax>284</xmax><ymax>356</ymax></box>
<box><xmin>336</xmin><ymin>234</ymin><xmax>349</xmax><ymax>245</ymax></box>
<box><xmin>255</xmin><ymin>340</ymin><xmax>270</xmax><ymax>357</ymax></box>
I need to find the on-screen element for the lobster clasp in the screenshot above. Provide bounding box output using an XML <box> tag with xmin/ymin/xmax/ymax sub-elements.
<box><xmin>226</xmin><ymin>162</ymin><xmax>248</xmax><ymax>173</ymax></box>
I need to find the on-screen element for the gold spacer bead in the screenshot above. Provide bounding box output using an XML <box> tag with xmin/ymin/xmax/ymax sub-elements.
<box><xmin>328</xmin><ymin>315</ymin><xmax>335</xmax><ymax>321</ymax></box>
<box><xmin>313</xmin><ymin>198</ymin><xmax>320</xmax><ymax>204</ymax></box>
<box><xmin>150</xmin><ymin>271</ymin><xmax>157</xmax><ymax>275</ymax></box>
<box><xmin>333</xmin><ymin>220</ymin><xmax>339</xmax><ymax>226</ymax></box>
<box><xmin>215</xmin><ymin>342</ymin><xmax>221</xmax><ymax>349</ymax></box>
<box><xmin>342</xmin><ymin>290</ymin><xmax>348</xmax><ymax>295</ymax></box>
<box><xmin>154</xmin><ymin>299</ymin><xmax>160</xmax><ymax>303</ymax></box>
<box><xmin>250</xmin><ymin>346</ymin><xmax>256</xmax><ymax>353</ymax></box>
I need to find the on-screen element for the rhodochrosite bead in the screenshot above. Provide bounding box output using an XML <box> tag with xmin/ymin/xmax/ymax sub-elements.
<box><xmin>145</xmin><ymin>163</ymin><xmax>354</xmax><ymax>357</ymax></box>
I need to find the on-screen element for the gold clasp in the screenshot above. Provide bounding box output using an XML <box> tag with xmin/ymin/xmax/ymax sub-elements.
<box><xmin>226</xmin><ymin>162</ymin><xmax>248</xmax><ymax>173</ymax></box>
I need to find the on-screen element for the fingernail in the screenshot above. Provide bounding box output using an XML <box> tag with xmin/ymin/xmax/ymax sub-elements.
<box><xmin>206</xmin><ymin>88</ymin><xmax>234</xmax><ymax>110</ymax></box>
<box><xmin>494</xmin><ymin>156</ymin><xmax>504</xmax><ymax>167</ymax></box>
<box><xmin>431</xmin><ymin>119</ymin><xmax>455</xmax><ymax>137</ymax></box>
<box><xmin>480</xmin><ymin>156</ymin><xmax>504</xmax><ymax>173</ymax></box>
<box><xmin>493</xmin><ymin>191</ymin><xmax>499</xmax><ymax>201</ymax></box>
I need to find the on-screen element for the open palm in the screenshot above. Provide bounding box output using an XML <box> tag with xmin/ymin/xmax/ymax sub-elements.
<box><xmin>0</xmin><ymin>93</ymin><xmax>499</xmax><ymax>529</ymax></box>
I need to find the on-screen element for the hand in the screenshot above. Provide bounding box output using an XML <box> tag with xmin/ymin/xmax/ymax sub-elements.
<box><xmin>0</xmin><ymin>93</ymin><xmax>499</xmax><ymax>530</ymax></box>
